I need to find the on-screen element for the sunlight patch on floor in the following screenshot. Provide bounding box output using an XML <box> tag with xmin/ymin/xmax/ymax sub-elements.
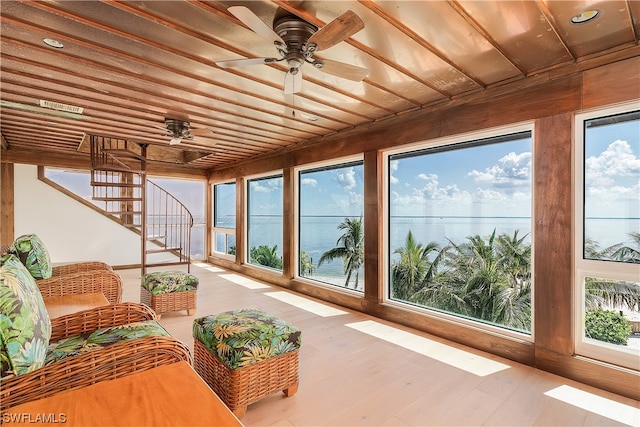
<box><xmin>192</xmin><ymin>262</ymin><xmax>225</xmax><ymax>273</ymax></box>
<box><xmin>265</xmin><ymin>291</ymin><xmax>347</xmax><ymax>317</ymax></box>
<box><xmin>346</xmin><ymin>320</ymin><xmax>510</xmax><ymax>376</ymax></box>
<box><xmin>544</xmin><ymin>385</ymin><xmax>639</xmax><ymax>426</ymax></box>
<box><xmin>219</xmin><ymin>273</ymin><xmax>271</xmax><ymax>289</ymax></box>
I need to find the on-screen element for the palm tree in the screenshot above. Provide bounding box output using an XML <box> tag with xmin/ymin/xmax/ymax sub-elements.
<box><xmin>318</xmin><ymin>216</ymin><xmax>364</xmax><ymax>289</ymax></box>
<box><xmin>601</xmin><ymin>232</ymin><xmax>640</xmax><ymax>263</ymax></box>
<box><xmin>585</xmin><ymin>277</ymin><xmax>640</xmax><ymax>312</ymax></box>
<box><xmin>391</xmin><ymin>231</ymin><xmax>440</xmax><ymax>301</ymax></box>
<box><xmin>249</xmin><ymin>245</ymin><xmax>283</xmax><ymax>269</ymax></box>
<box><xmin>495</xmin><ymin>230</ymin><xmax>531</xmax><ymax>287</ymax></box>
<box><xmin>299</xmin><ymin>251</ymin><xmax>315</xmax><ymax>277</ymax></box>
<box><xmin>409</xmin><ymin>229</ymin><xmax>533</xmax><ymax>332</ymax></box>
<box><xmin>493</xmin><ymin>230</ymin><xmax>532</xmax><ymax>329</ymax></box>
<box><xmin>583</xmin><ymin>232</ymin><xmax>640</xmax><ymax>312</ymax></box>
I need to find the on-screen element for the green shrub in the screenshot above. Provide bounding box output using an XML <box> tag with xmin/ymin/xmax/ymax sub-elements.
<box><xmin>585</xmin><ymin>308</ymin><xmax>632</xmax><ymax>345</ymax></box>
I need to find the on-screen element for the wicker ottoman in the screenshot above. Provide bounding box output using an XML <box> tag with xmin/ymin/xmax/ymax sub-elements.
<box><xmin>193</xmin><ymin>309</ymin><xmax>301</xmax><ymax>418</ymax></box>
<box><xmin>140</xmin><ymin>271</ymin><xmax>198</xmax><ymax>319</ymax></box>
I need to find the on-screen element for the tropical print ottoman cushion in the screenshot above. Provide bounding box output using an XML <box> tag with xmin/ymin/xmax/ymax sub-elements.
<box><xmin>45</xmin><ymin>320</ymin><xmax>170</xmax><ymax>364</ymax></box>
<box><xmin>141</xmin><ymin>271</ymin><xmax>199</xmax><ymax>295</ymax></box>
<box><xmin>0</xmin><ymin>255</ymin><xmax>52</xmax><ymax>376</ymax></box>
<box><xmin>193</xmin><ymin>309</ymin><xmax>301</xmax><ymax>370</ymax></box>
<box><xmin>9</xmin><ymin>234</ymin><xmax>53</xmax><ymax>280</ymax></box>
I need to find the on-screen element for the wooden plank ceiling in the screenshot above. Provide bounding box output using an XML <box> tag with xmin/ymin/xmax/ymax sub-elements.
<box><xmin>1</xmin><ymin>1</ymin><xmax>639</xmax><ymax>170</ymax></box>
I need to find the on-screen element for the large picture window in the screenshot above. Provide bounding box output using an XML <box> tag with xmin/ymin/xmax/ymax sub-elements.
<box><xmin>386</xmin><ymin>128</ymin><xmax>533</xmax><ymax>335</ymax></box>
<box><xmin>298</xmin><ymin>160</ymin><xmax>364</xmax><ymax>292</ymax></box>
<box><xmin>212</xmin><ymin>182</ymin><xmax>236</xmax><ymax>257</ymax></box>
<box><xmin>575</xmin><ymin>104</ymin><xmax>640</xmax><ymax>370</ymax></box>
<box><xmin>247</xmin><ymin>174</ymin><xmax>283</xmax><ymax>271</ymax></box>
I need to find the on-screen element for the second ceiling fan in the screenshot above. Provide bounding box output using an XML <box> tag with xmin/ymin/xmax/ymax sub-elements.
<box><xmin>216</xmin><ymin>6</ymin><xmax>369</xmax><ymax>94</ymax></box>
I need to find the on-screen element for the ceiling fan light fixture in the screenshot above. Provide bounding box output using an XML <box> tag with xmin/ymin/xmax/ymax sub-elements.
<box><xmin>43</xmin><ymin>38</ymin><xmax>64</xmax><ymax>48</ymax></box>
<box><xmin>570</xmin><ymin>10</ymin><xmax>599</xmax><ymax>24</ymax></box>
<box><xmin>169</xmin><ymin>137</ymin><xmax>182</xmax><ymax>145</ymax></box>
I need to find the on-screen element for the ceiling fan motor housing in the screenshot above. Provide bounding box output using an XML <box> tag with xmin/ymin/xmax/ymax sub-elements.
<box><xmin>274</xmin><ymin>16</ymin><xmax>318</xmax><ymax>68</ymax></box>
<box><xmin>165</xmin><ymin>118</ymin><xmax>191</xmax><ymax>138</ymax></box>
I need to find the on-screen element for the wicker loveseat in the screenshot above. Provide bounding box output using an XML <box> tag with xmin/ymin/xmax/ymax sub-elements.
<box><xmin>6</xmin><ymin>233</ymin><xmax>122</xmax><ymax>304</ymax></box>
<box><xmin>0</xmin><ymin>255</ymin><xmax>192</xmax><ymax>412</ymax></box>
<box><xmin>8</xmin><ymin>233</ymin><xmax>113</xmax><ymax>278</ymax></box>
<box><xmin>37</xmin><ymin>269</ymin><xmax>123</xmax><ymax>305</ymax></box>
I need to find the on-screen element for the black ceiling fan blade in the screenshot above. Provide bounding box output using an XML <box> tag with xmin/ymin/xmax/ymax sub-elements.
<box><xmin>228</xmin><ymin>6</ymin><xmax>285</xmax><ymax>46</ymax></box>
<box><xmin>315</xmin><ymin>59</ymin><xmax>369</xmax><ymax>81</ymax></box>
<box><xmin>215</xmin><ymin>57</ymin><xmax>277</xmax><ymax>68</ymax></box>
<box><xmin>307</xmin><ymin>10</ymin><xmax>364</xmax><ymax>52</ymax></box>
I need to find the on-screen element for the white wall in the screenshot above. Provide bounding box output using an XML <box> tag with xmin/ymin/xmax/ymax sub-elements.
<box><xmin>14</xmin><ymin>164</ymin><xmax>141</xmax><ymax>265</ymax></box>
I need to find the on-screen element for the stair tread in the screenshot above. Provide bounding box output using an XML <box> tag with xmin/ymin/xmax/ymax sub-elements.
<box><xmin>108</xmin><ymin>211</ymin><xmax>143</xmax><ymax>215</ymax></box>
<box><xmin>102</xmin><ymin>149</ymin><xmax>145</xmax><ymax>160</ymax></box>
<box><xmin>94</xmin><ymin>197</ymin><xmax>143</xmax><ymax>201</ymax></box>
<box><xmin>93</xmin><ymin>166</ymin><xmax>145</xmax><ymax>174</ymax></box>
<box><xmin>146</xmin><ymin>247</ymin><xmax>181</xmax><ymax>254</ymax></box>
<box><xmin>91</xmin><ymin>181</ymin><xmax>143</xmax><ymax>188</ymax></box>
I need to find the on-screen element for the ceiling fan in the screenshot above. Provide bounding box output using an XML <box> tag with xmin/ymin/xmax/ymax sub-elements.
<box><xmin>216</xmin><ymin>6</ymin><xmax>369</xmax><ymax>94</ymax></box>
<box><xmin>162</xmin><ymin>118</ymin><xmax>214</xmax><ymax>146</ymax></box>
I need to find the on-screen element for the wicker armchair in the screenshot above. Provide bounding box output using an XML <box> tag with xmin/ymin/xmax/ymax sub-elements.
<box><xmin>37</xmin><ymin>269</ymin><xmax>123</xmax><ymax>304</ymax></box>
<box><xmin>51</xmin><ymin>260</ymin><xmax>112</xmax><ymax>277</ymax></box>
<box><xmin>0</xmin><ymin>303</ymin><xmax>192</xmax><ymax>412</ymax></box>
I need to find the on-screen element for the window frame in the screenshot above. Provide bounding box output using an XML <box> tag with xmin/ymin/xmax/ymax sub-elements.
<box><xmin>381</xmin><ymin>122</ymin><xmax>536</xmax><ymax>342</ymax></box>
<box><xmin>245</xmin><ymin>171</ymin><xmax>284</xmax><ymax>272</ymax></box>
<box><xmin>573</xmin><ymin>101</ymin><xmax>640</xmax><ymax>370</ymax></box>
<box><xmin>211</xmin><ymin>181</ymin><xmax>236</xmax><ymax>259</ymax></box>
<box><xmin>293</xmin><ymin>155</ymin><xmax>365</xmax><ymax>293</ymax></box>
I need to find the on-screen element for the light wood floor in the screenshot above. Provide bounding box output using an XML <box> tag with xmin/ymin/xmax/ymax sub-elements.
<box><xmin>118</xmin><ymin>263</ymin><xmax>640</xmax><ymax>427</ymax></box>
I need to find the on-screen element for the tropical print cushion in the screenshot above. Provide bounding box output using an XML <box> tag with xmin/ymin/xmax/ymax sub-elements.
<box><xmin>141</xmin><ymin>271</ymin><xmax>199</xmax><ymax>295</ymax></box>
<box><xmin>0</xmin><ymin>254</ymin><xmax>13</xmax><ymax>266</ymax></box>
<box><xmin>0</xmin><ymin>255</ymin><xmax>52</xmax><ymax>377</ymax></box>
<box><xmin>9</xmin><ymin>234</ymin><xmax>53</xmax><ymax>280</ymax></box>
<box><xmin>193</xmin><ymin>309</ymin><xmax>301</xmax><ymax>370</ymax></box>
<box><xmin>45</xmin><ymin>320</ymin><xmax>170</xmax><ymax>365</ymax></box>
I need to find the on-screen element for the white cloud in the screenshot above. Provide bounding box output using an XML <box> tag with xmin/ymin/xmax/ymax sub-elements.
<box><xmin>252</xmin><ymin>183</ymin><xmax>271</xmax><ymax>193</ymax></box>
<box><xmin>301</xmin><ymin>177</ymin><xmax>317</xmax><ymax>187</ymax></box>
<box><xmin>468</xmin><ymin>151</ymin><xmax>531</xmax><ymax>188</ymax></box>
<box><xmin>585</xmin><ymin>139</ymin><xmax>640</xmax><ymax>186</ymax></box>
<box><xmin>349</xmin><ymin>191</ymin><xmax>364</xmax><ymax>206</ymax></box>
<box><xmin>390</xmin><ymin>160</ymin><xmax>399</xmax><ymax>184</ymax></box>
<box><xmin>417</xmin><ymin>173</ymin><xmax>436</xmax><ymax>180</ymax></box>
<box><xmin>584</xmin><ymin>140</ymin><xmax>640</xmax><ymax>217</ymax></box>
<box><xmin>336</xmin><ymin>167</ymin><xmax>356</xmax><ymax>190</ymax></box>
<box><xmin>251</xmin><ymin>177</ymin><xmax>282</xmax><ymax>193</ymax></box>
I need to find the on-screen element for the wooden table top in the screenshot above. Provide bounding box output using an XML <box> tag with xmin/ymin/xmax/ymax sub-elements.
<box><xmin>42</xmin><ymin>292</ymin><xmax>110</xmax><ymax>319</ymax></box>
<box><xmin>3</xmin><ymin>361</ymin><xmax>243</xmax><ymax>426</ymax></box>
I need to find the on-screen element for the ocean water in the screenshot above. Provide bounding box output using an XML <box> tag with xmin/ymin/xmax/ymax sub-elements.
<box><xmin>239</xmin><ymin>215</ymin><xmax>638</xmax><ymax>284</ymax></box>
<box><xmin>584</xmin><ymin>217</ymin><xmax>640</xmax><ymax>250</ymax></box>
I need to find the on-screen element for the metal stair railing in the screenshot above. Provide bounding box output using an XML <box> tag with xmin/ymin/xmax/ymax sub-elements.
<box><xmin>145</xmin><ymin>180</ymin><xmax>193</xmax><ymax>272</ymax></box>
<box><xmin>89</xmin><ymin>135</ymin><xmax>192</xmax><ymax>273</ymax></box>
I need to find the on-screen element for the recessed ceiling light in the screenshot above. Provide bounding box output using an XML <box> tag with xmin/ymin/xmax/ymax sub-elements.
<box><xmin>307</xmin><ymin>116</ymin><xmax>319</xmax><ymax>122</ymax></box>
<box><xmin>43</xmin><ymin>38</ymin><xmax>64</xmax><ymax>48</ymax></box>
<box><xmin>570</xmin><ymin>10</ymin><xmax>599</xmax><ymax>24</ymax></box>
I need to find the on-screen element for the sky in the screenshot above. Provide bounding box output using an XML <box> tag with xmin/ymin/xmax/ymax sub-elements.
<box><xmin>299</xmin><ymin>165</ymin><xmax>364</xmax><ymax>217</ymax></box>
<box><xmin>584</xmin><ymin>118</ymin><xmax>640</xmax><ymax>219</ymax></box>
<box><xmin>389</xmin><ymin>135</ymin><xmax>532</xmax><ymax>218</ymax></box>
<box><xmin>247</xmin><ymin>133</ymin><xmax>533</xmax><ymax>219</ymax></box>
<box><xmin>171</xmin><ymin>112</ymin><xmax>640</xmax><ymax>226</ymax></box>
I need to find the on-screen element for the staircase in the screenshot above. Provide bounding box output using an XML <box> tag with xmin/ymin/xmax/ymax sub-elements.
<box><xmin>89</xmin><ymin>135</ymin><xmax>192</xmax><ymax>273</ymax></box>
